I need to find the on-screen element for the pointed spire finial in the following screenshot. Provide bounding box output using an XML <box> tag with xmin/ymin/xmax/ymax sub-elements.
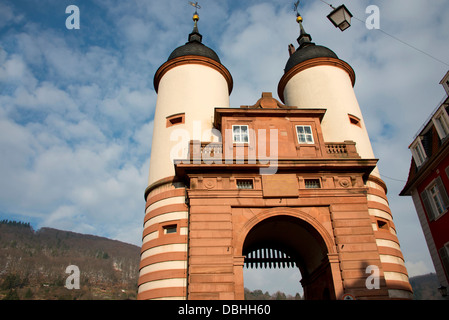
<box><xmin>189</xmin><ymin>1</ymin><xmax>200</xmax><ymax>23</ymax></box>
<box><xmin>188</xmin><ymin>1</ymin><xmax>202</xmax><ymax>43</ymax></box>
<box><xmin>189</xmin><ymin>1</ymin><xmax>201</xmax><ymax>23</ymax></box>
<box><xmin>293</xmin><ymin>0</ymin><xmax>314</xmax><ymax>49</ymax></box>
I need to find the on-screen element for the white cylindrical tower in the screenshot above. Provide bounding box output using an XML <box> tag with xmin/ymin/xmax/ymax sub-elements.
<box><xmin>138</xmin><ymin>12</ymin><xmax>233</xmax><ymax>300</ymax></box>
<box><xmin>278</xmin><ymin>16</ymin><xmax>376</xmax><ymax>165</ymax></box>
<box><xmin>148</xmin><ymin>14</ymin><xmax>233</xmax><ymax>187</ymax></box>
<box><xmin>277</xmin><ymin>15</ymin><xmax>412</xmax><ymax>299</ymax></box>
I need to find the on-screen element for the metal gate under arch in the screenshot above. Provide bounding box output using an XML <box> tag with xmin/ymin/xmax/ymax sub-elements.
<box><xmin>241</xmin><ymin>214</ymin><xmax>336</xmax><ymax>300</ymax></box>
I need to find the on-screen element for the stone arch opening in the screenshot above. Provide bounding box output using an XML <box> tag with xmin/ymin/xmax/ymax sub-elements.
<box><xmin>241</xmin><ymin>215</ymin><xmax>337</xmax><ymax>300</ymax></box>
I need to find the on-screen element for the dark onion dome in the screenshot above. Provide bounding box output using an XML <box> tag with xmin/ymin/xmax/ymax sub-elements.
<box><xmin>284</xmin><ymin>45</ymin><xmax>338</xmax><ymax>73</ymax></box>
<box><xmin>284</xmin><ymin>14</ymin><xmax>338</xmax><ymax>73</ymax></box>
<box><xmin>166</xmin><ymin>12</ymin><xmax>221</xmax><ymax>63</ymax></box>
<box><xmin>154</xmin><ymin>12</ymin><xmax>233</xmax><ymax>94</ymax></box>
<box><xmin>278</xmin><ymin>14</ymin><xmax>356</xmax><ymax>102</ymax></box>
<box><xmin>168</xmin><ymin>41</ymin><xmax>221</xmax><ymax>63</ymax></box>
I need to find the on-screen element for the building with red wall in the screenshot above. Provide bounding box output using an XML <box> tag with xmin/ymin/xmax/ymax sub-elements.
<box><xmin>400</xmin><ymin>70</ymin><xmax>449</xmax><ymax>294</ymax></box>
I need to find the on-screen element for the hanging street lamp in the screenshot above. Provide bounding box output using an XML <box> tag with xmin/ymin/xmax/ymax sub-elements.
<box><xmin>327</xmin><ymin>4</ymin><xmax>353</xmax><ymax>31</ymax></box>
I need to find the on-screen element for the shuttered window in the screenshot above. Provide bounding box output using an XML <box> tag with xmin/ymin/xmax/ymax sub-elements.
<box><xmin>421</xmin><ymin>176</ymin><xmax>449</xmax><ymax>221</ymax></box>
<box><xmin>433</xmin><ymin>111</ymin><xmax>449</xmax><ymax>140</ymax></box>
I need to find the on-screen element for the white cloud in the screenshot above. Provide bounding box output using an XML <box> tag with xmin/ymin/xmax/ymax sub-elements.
<box><xmin>220</xmin><ymin>3</ymin><xmax>294</xmax><ymax>105</ymax></box>
<box><xmin>132</xmin><ymin>120</ymin><xmax>154</xmax><ymax>156</ymax></box>
<box><xmin>0</xmin><ymin>2</ymin><xmax>24</xmax><ymax>29</ymax></box>
<box><xmin>0</xmin><ymin>120</ymin><xmax>38</xmax><ymax>204</ymax></box>
<box><xmin>0</xmin><ymin>51</ymin><xmax>37</xmax><ymax>90</ymax></box>
<box><xmin>0</xmin><ymin>0</ymin><xmax>448</xmax><ymax>275</ymax></box>
<box><xmin>0</xmin><ymin>1</ymin><xmax>156</xmax><ymax>245</ymax></box>
<box><xmin>0</xmin><ymin>54</ymin><xmax>26</xmax><ymax>80</ymax></box>
<box><xmin>13</xmin><ymin>83</ymin><xmax>80</xmax><ymax>122</ymax></box>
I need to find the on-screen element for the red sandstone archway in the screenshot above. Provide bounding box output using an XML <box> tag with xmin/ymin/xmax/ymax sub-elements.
<box><xmin>234</xmin><ymin>209</ymin><xmax>343</xmax><ymax>300</ymax></box>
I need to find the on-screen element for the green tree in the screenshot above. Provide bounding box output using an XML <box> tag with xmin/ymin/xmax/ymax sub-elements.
<box><xmin>274</xmin><ymin>291</ymin><xmax>287</xmax><ymax>300</ymax></box>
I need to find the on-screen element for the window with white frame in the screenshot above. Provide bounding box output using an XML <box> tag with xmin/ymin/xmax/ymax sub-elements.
<box><xmin>420</xmin><ymin>177</ymin><xmax>449</xmax><ymax>221</ymax></box>
<box><xmin>410</xmin><ymin>138</ymin><xmax>427</xmax><ymax>167</ymax></box>
<box><xmin>433</xmin><ymin>108</ymin><xmax>449</xmax><ymax>140</ymax></box>
<box><xmin>232</xmin><ymin>125</ymin><xmax>249</xmax><ymax>143</ymax></box>
<box><xmin>429</xmin><ymin>184</ymin><xmax>446</xmax><ymax>215</ymax></box>
<box><xmin>296</xmin><ymin>125</ymin><xmax>314</xmax><ymax>144</ymax></box>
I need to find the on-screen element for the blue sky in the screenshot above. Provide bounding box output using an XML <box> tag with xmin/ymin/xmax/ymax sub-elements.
<box><xmin>1</xmin><ymin>0</ymin><xmax>449</xmax><ymax>296</ymax></box>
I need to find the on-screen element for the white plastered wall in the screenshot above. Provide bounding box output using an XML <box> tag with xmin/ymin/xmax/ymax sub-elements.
<box><xmin>282</xmin><ymin>65</ymin><xmax>380</xmax><ymax>177</ymax></box>
<box><xmin>148</xmin><ymin>64</ymin><xmax>230</xmax><ymax>186</ymax></box>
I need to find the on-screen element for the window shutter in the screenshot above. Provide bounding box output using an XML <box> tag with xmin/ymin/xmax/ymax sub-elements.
<box><xmin>438</xmin><ymin>246</ymin><xmax>449</xmax><ymax>280</ymax></box>
<box><xmin>436</xmin><ymin>176</ymin><xmax>449</xmax><ymax>210</ymax></box>
<box><xmin>420</xmin><ymin>189</ymin><xmax>436</xmax><ymax>221</ymax></box>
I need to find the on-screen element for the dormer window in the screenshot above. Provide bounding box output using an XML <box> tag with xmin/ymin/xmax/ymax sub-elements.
<box><xmin>433</xmin><ymin>108</ymin><xmax>449</xmax><ymax>140</ymax></box>
<box><xmin>440</xmin><ymin>71</ymin><xmax>449</xmax><ymax>95</ymax></box>
<box><xmin>410</xmin><ymin>138</ymin><xmax>427</xmax><ymax>167</ymax></box>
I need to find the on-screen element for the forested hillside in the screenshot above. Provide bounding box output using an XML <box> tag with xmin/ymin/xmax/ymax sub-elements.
<box><xmin>0</xmin><ymin>220</ymin><xmax>140</xmax><ymax>300</ymax></box>
<box><xmin>409</xmin><ymin>273</ymin><xmax>445</xmax><ymax>300</ymax></box>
